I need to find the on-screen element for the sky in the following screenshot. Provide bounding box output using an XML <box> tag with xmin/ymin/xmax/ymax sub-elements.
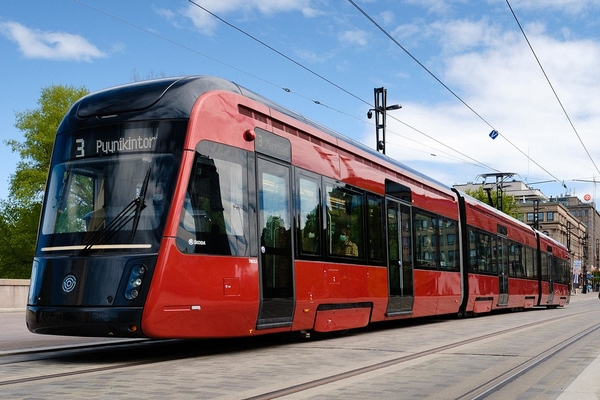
<box><xmin>2</xmin><ymin>0</ymin><xmax>600</xmax><ymax>206</ymax></box>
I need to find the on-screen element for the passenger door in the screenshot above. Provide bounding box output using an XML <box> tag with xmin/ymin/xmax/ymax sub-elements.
<box><xmin>256</xmin><ymin>157</ymin><xmax>295</xmax><ymax>328</ymax></box>
<box><xmin>498</xmin><ymin>237</ymin><xmax>509</xmax><ymax>306</ymax></box>
<box><xmin>547</xmin><ymin>254</ymin><xmax>555</xmax><ymax>303</ymax></box>
<box><xmin>386</xmin><ymin>198</ymin><xmax>414</xmax><ymax>315</ymax></box>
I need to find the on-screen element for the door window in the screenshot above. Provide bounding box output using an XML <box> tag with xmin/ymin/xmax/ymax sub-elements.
<box><xmin>176</xmin><ymin>141</ymin><xmax>251</xmax><ymax>256</ymax></box>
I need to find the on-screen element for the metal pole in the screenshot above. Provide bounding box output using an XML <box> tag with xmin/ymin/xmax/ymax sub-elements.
<box><xmin>374</xmin><ymin>87</ymin><xmax>386</xmax><ymax>154</ymax></box>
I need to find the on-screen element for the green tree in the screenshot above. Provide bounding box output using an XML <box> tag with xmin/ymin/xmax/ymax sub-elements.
<box><xmin>464</xmin><ymin>186</ymin><xmax>520</xmax><ymax>219</ymax></box>
<box><xmin>0</xmin><ymin>85</ymin><xmax>88</xmax><ymax>278</ymax></box>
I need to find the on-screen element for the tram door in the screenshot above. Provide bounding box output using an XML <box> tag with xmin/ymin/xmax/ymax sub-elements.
<box><xmin>256</xmin><ymin>158</ymin><xmax>295</xmax><ymax>328</ymax></box>
<box><xmin>498</xmin><ymin>237</ymin><xmax>509</xmax><ymax>306</ymax></box>
<box><xmin>547</xmin><ymin>253</ymin><xmax>555</xmax><ymax>303</ymax></box>
<box><xmin>386</xmin><ymin>199</ymin><xmax>414</xmax><ymax>315</ymax></box>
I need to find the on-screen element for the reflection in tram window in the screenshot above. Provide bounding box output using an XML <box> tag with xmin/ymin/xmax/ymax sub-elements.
<box><xmin>326</xmin><ymin>184</ymin><xmax>363</xmax><ymax>258</ymax></box>
<box><xmin>176</xmin><ymin>142</ymin><xmax>250</xmax><ymax>256</ymax></box>
<box><xmin>367</xmin><ymin>195</ymin><xmax>384</xmax><ymax>264</ymax></box>
<box><xmin>298</xmin><ymin>175</ymin><xmax>321</xmax><ymax>256</ymax></box>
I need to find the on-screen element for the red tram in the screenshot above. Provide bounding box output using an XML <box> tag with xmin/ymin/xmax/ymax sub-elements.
<box><xmin>26</xmin><ymin>76</ymin><xmax>570</xmax><ymax>338</ymax></box>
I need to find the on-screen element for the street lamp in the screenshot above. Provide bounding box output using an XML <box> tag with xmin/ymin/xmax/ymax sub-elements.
<box><xmin>367</xmin><ymin>87</ymin><xmax>401</xmax><ymax>154</ymax></box>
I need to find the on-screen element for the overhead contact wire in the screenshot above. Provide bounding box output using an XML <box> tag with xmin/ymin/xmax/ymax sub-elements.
<box><xmin>506</xmin><ymin>0</ymin><xmax>600</xmax><ymax>177</ymax></box>
<box><xmin>73</xmin><ymin>0</ymin><xmax>496</xmax><ymax>171</ymax></box>
<box><xmin>347</xmin><ymin>0</ymin><xmax>564</xmax><ymax>183</ymax></box>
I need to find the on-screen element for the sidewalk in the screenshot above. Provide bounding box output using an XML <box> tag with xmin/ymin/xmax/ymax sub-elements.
<box><xmin>569</xmin><ymin>289</ymin><xmax>599</xmax><ymax>302</ymax></box>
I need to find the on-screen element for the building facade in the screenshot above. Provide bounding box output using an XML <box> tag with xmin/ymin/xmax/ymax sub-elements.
<box><xmin>517</xmin><ymin>200</ymin><xmax>586</xmax><ymax>280</ymax></box>
<box><xmin>555</xmin><ymin>196</ymin><xmax>600</xmax><ymax>280</ymax></box>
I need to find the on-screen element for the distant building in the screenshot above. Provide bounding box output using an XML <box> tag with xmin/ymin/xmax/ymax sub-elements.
<box><xmin>555</xmin><ymin>196</ymin><xmax>600</xmax><ymax>275</ymax></box>
<box><xmin>454</xmin><ymin>180</ymin><xmax>547</xmax><ymax>204</ymax></box>
<box><xmin>517</xmin><ymin>199</ymin><xmax>586</xmax><ymax>272</ymax></box>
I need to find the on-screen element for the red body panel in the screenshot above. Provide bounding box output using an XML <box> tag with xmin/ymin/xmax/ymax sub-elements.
<box><xmin>141</xmin><ymin>86</ymin><xmax>570</xmax><ymax>338</ymax></box>
<box><xmin>314</xmin><ymin>308</ymin><xmax>371</xmax><ymax>332</ymax></box>
<box><xmin>410</xmin><ymin>270</ymin><xmax>462</xmax><ymax>317</ymax></box>
<box><xmin>142</xmin><ymin>240</ymin><xmax>260</xmax><ymax>338</ymax></box>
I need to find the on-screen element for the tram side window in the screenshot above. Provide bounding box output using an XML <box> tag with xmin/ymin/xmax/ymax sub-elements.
<box><xmin>367</xmin><ymin>195</ymin><xmax>385</xmax><ymax>264</ymax></box>
<box><xmin>509</xmin><ymin>242</ymin><xmax>524</xmax><ymax>278</ymax></box>
<box><xmin>540</xmin><ymin>252</ymin><xmax>549</xmax><ymax>280</ymax></box>
<box><xmin>439</xmin><ymin>218</ymin><xmax>459</xmax><ymax>271</ymax></box>
<box><xmin>326</xmin><ymin>184</ymin><xmax>363</xmax><ymax>258</ymax></box>
<box><xmin>491</xmin><ymin>236</ymin><xmax>501</xmax><ymax>275</ymax></box>
<box><xmin>562</xmin><ymin>259</ymin><xmax>569</xmax><ymax>284</ymax></box>
<box><xmin>468</xmin><ymin>229</ymin><xmax>477</xmax><ymax>272</ymax></box>
<box><xmin>469</xmin><ymin>229</ymin><xmax>492</xmax><ymax>274</ymax></box>
<box><xmin>176</xmin><ymin>142</ymin><xmax>250</xmax><ymax>256</ymax></box>
<box><xmin>524</xmin><ymin>246</ymin><xmax>536</xmax><ymax>279</ymax></box>
<box><xmin>551</xmin><ymin>256</ymin><xmax>563</xmax><ymax>284</ymax></box>
<box><xmin>414</xmin><ymin>210</ymin><xmax>437</xmax><ymax>269</ymax></box>
<box><xmin>298</xmin><ymin>173</ymin><xmax>321</xmax><ymax>256</ymax></box>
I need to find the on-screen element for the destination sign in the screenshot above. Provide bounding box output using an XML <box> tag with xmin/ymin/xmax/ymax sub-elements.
<box><xmin>68</xmin><ymin>125</ymin><xmax>160</xmax><ymax>160</ymax></box>
<box><xmin>254</xmin><ymin>128</ymin><xmax>291</xmax><ymax>162</ymax></box>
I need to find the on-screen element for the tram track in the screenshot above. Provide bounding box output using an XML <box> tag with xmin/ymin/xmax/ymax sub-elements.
<box><xmin>0</xmin><ymin>307</ymin><xmax>597</xmax><ymax>397</ymax></box>
<box><xmin>0</xmin><ymin>339</ymin><xmax>148</xmax><ymax>362</ymax></box>
<box><xmin>245</xmin><ymin>310</ymin><xmax>600</xmax><ymax>399</ymax></box>
<box><xmin>459</xmin><ymin>322</ymin><xmax>600</xmax><ymax>400</ymax></box>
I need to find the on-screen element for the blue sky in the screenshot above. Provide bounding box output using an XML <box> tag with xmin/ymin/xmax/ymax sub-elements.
<box><xmin>2</xmin><ymin>0</ymin><xmax>600</xmax><ymax>205</ymax></box>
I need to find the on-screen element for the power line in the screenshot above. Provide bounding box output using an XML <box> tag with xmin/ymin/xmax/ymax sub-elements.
<box><xmin>346</xmin><ymin>0</ymin><xmax>494</xmax><ymax>129</ymax></box>
<box><xmin>187</xmin><ymin>0</ymin><xmax>499</xmax><ymax>171</ymax></box>
<box><xmin>71</xmin><ymin>0</ymin><xmax>276</xmax><ymax>89</ymax></box>
<box><xmin>73</xmin><ymin>0</ymin><xmax>498</xmax><ymax>171</ymax></box>
<box><xmin>187</xmin><ymin>0</ymin><xmax>371</xmax><ymax>108</ymax></box>
<box><xmin>347</xmin><ymin>0</ymin><xmax>566</xmax><ymax>185</ymax></box>
<box><xmin>505</xmin><ymin>0</ymin><xmax>600</xmax><ymax>176</ymax></box>
<box><xmin>386</xmin><ymin>115</ymin><xmax>499</xmax><ymax>171</ymax></box>
<box><xmin>72</xmin><ymin>2</ymin><xmax>362</xmax><ymax>123</ymax></box>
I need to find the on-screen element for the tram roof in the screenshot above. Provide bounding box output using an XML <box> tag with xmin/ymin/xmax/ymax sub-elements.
<box><xmin>63</xmin><ymin>75</ymin><xmax>451</xmax><ymax>193</ymax></box>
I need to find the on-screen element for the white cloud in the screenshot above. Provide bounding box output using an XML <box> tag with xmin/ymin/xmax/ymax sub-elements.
<box><xmin>294</xmin><ymin>48</ymin><xmax>327</xmax><ymax>64</ymax></box>
<box><xmin>403</xmin><ymin>0</ymin><xmax>467</xmax><ymax>15</ymax></box>
<box><xmin>431</xmin><ymin>17</ymin><xmax>504</xmax><ymax>54</ymax></box>
<box><xmin>180</xmin><ymin>0</ymin><xmax>319</xmax><ymax>35</ymax></box>
<box><xmin>0</xmin><ymin>21</ymin><xmax>106</xmax><ymax>62</ymax></box>
<box><xmin>508</xmin><ymin>0</ymin><xmax>600</xmax><ymax>15</ymax></box>
<box><xmin>339</xmin><ymin>29</ymin><xmax>370</xmax><ymax>47</ymax></box>
<box><xmin>380</xmin><ymin>11</ymin><xmax>395</xmax><ymax>25</ymax></box>
<box><xmin>382</xmin><ymin>25</ymin><xmax>600</xmax><ymax>190</ymax></box>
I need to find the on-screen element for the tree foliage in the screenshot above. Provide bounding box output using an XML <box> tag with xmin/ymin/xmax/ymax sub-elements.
<box><xmin>8</xmin><ymin>85</ymin><xmax>89</xmax><ymax>204</ymax></box>
<box><xmin>464</xmin><ymin>186</ymin><xmax>520</xmax><ymax>220</ymax></box>
<box><xmin>0</xmin><ymin>85</ymin><xmax>88</xmax><ymax>278</ymax></box>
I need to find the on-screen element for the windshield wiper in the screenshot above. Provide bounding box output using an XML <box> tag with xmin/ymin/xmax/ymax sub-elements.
<box><xmin>131</xmin><ymin>167</ymin><xmax>151</xmax><ymax>241</ymax></box>
<box><xmin>78</xmin><ymin>167</ymin><xmax>151</xmax><ymax>256</ymax></box>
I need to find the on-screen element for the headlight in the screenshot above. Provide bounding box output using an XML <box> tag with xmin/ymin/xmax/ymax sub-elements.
<box><xmin>124</xmin><ymin>264</ymin><xmax>146</xmax><ymax>300</ymax></box>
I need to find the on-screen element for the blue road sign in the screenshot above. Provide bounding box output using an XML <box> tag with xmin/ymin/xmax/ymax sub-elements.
<box><xmin>489</xmin><ymin>129</ymin><xmax>499</xmax><ymax>139</ymax></box>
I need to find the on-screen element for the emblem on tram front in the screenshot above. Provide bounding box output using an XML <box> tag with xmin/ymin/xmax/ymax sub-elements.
<box><xmin>62</xmin><ymin>274</ymin><xmax>77</xmax><ymax>293</ymax></box>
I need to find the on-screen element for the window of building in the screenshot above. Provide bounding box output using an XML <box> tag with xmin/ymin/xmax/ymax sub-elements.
<box><xmin>546</xmin><ymin>211</ymin><xmax>554</xmax><ymax>221</ymax></box>
<box><xmin>526</xmin><ymin>212</ymin><xmax>534</xmax><ymax>222</ymax></box>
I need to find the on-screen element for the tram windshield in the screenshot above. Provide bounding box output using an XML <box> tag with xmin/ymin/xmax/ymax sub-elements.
<box><xmin>37</xmin><ymin>120</ymin><xmax>186</xmax><ymax>255</ymax></box>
